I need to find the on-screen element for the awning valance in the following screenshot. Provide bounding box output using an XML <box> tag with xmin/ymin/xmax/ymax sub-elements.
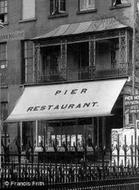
<box><xmin>7</xmin><ymin>78</ymin><xmax>127</xmax><ymax>122</ymax></box>
<box><xmin>33</xmin><ymin>18</ymin><xmax>128</xmax><ymax>40</ymax></box>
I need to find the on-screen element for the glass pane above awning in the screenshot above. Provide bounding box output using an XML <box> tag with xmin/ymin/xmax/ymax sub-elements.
<box><xmin>6</xmin><ymin>78</ymin><xmax>127</xmax><ymax>122</ymax></box>
<box><xmin>33</xmin><ymin>17</ymin><xmax>128</xmax><ymax>40</ymax></box>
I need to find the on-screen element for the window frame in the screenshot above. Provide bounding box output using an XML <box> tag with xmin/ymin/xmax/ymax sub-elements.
<box><xmin>50</xmin><ymin>0</ymin><xmax>66</xmax><ymax>16</ymax></box>
<box><xmin>0</xmin><ymin>0</ymin><xmax>8</xmax><ymax>24</ymax></box>
<box><xmin>58</xmin><ymin>0</ymin><xmax>66</xmax><ymax>13</ymax></box>
<box><xmin>0</xmin><ymin>42</ymin><xmax>7</xmax><ymax>85</ymax></box>
<box><xmin>79</xmin><ymin>0</ymin><xmax>96</xmax><ymax>12</ymax></box>
<box><xmin>0</xmin><ymin>42</ymin><xmax>7</xmax><ymax>70</ymax></box>
<box><xmin>112</xmin><ymin>0</ymin><xmax>130</xmax><ymax>7</ymax></box>
<box><xmin>22</xmin><ymin>0</ymin><xmax>36</xmax><ymax>21</ymax></box>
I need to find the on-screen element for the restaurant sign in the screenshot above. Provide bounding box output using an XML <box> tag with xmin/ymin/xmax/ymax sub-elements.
<box><xmin>7</xmin><ymin>78</ymin><xmax>126</xmax><ymax>122</ymax></box>
<box><xmin>124</xmin><ymin>95</ymin><xmax>139</xmax><ymax>114</ymax></box>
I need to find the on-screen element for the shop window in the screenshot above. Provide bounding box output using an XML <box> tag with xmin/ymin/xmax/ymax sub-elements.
<box><xmin>37</xmin><ymin>120</ymin><xmax>94</xmax><ymax>150</ymax></box>
<box><xmin>0</xmin><ymin>0</ymin><xmax>7</xmax><ymax>23</ymax></box>
<box><xmin>112</xmin><ymin>0</ymin><xmax>129</xmax><ymax>7</ymax></box>
<box><xmin>22</xmin><ymin>0</ymin><xmax>35</xmax><ymax>20</ymax></box>
<box><xmin>22</xmin><ymin>41</ymin><xmax>34</xmax><ymax>84</ymax></box>
<box><xmin>50</xmin><ymin>134</ymin><xmax>83</xmax><ymax>148</ymax></box>
<box><xmin>79</xmin><ymin>0</ymin><xmax>95</xmax><ymax>11</ymax></box>
<box><xmin>50</xmin><ymin>0</ymin><xmax>66</xmax><ymax>15</ymax></box>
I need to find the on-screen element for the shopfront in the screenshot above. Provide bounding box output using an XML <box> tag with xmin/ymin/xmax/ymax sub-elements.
<box><xmin>7</xmin><ymin>78</ymin><xmax>127</xmax><ymax>162</ymax></box>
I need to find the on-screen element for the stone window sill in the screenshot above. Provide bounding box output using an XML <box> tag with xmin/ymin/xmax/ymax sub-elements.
<box><xmin>110</xmin><ymin>3</ymin><xmax>131</xmax><ymax>10</ymax></box>
<box><xmin>77</xmin><ymin>9</ymin><xmax>97</xmax><ymax>14</ymax></box>
<box><xmin>19</xmin><ymin>18</ymin><xmax>37</xmax><ymax>23</ymax></box>
<box><xmin>48</xmin><ymin>12</ymin><xmax>68</xmax><ymax>19</ymax></box>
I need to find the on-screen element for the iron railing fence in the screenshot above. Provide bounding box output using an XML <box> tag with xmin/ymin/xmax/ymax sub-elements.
<box><xmin>1</xmin><ymin>151</ymin><xmax>139</xmax><ymax>188</ymax></box>
<box><xmin>1</xmin><ymin>158</ymin><xmax>139</xmax><ymax>189</ymax></box>
<box><xmin>1</xmin><ymin>134</ymin><xmax>139</xmax><ymax>189</ymax></box>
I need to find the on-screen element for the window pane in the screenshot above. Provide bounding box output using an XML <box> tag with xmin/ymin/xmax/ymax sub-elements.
<box><xmin>88</xmin><ymin>0</ymin><xmax>95</xmax><ymax>8</ymax></box>
<box><xmin>80</xmin><ymin>0</ymin><xmax>85</xmax><ymax>10</ymax></box>
<box><xmin>59</xmin><ymin>0</ymin><xmax>65</xmax><ymax>11</ymax></box>
<box><xmin>0</xmin><ymin>0</ymin><xmax>7</xmax><ymax>13</ymax></box>
<box><xmin>80</xmin><ymin>0</ymin><xmax>95</xmax><ymax>10</ymax></box>
<box><xmin>0</xmin><ymin>43</ymin><xmax>7</xmax><ymax>66</ymax></box>
<box><xmin>50</xmin><ymin>0</ymin><xmax>66</xmax><ymax>15</ymax></box>
<box><xmin>0</xmin><ymin>43</ymin><xmax>7</xmax><ymax>85</ymax></box>
<box><xmin>112</xmin><ymin>0</ymin><xmax>129</xmax><ymax>6</ymax></box>
<box><xmin>22</xmin><ymin>0</ymin><xmax>35</xmax><ymax>20</ymax></box>
<box><xmin>121</xmin><ymin>0</ymin><xmax>128</xmax><ymax>3</ymax></box>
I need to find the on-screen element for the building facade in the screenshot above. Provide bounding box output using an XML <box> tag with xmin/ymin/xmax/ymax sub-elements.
<box><xmin>0</xmin><ymin>0</ymin><xmax>138</xmax><ymax>162</ymax></box>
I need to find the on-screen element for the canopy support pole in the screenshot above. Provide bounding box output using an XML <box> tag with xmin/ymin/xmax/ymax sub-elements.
<box><xmin>97</xmin><ymin>117</ymin><xmax>99</xmax><ymax>148</ymax></box>
<box><xmin>35</xmin><ymin>120</ymin><xmax>38</xmax><ymax>147</ymax></box>
<box><xmin>102</xmin><ymin>117</ymin><xmax>106</xmax><ymax>148</ymax></box>
<box><xmin>19</xmin><ymin>122</ymin><xmax>22</xmax><ymax>151</ymax></box>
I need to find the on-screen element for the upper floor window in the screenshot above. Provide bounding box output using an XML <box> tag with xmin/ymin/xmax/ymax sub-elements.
<box><xmin>0</xmin><ymin>0</ymin><xmax>7</xmax><ymax>23</ymax></box>
<box><xmin>0</xmin><ymin>43</ymin><xmax>7</xmax><ymax>69</ymax></box>
<box><xmin>79</xmin><ymin>0</ymin><xmax>95</xmax><ymax>11</ymax></box>
<box><xmin>0</xmin><ymin>43</ymin><xmax>7</xmax><ymax>85</ymax></box>
<box><xmin>50</xmin><ymin>0</ymin><xmax>66</xmax><ymax>15</ymax></box>
<box><xmin>22</xmin><ymin>0</ymin><xmax>35</xmax><ymax>20</ymax></box>
<box><xmin>112</xmin><ymin>0</ymin><xmax>129</xmax><ymax>7</ymax></box>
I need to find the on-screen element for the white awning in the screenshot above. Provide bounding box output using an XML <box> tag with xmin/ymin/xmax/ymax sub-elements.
<box><xmin>6</xmin><ymin>78</ymin><xmax>127</xmax><ymax>122</ymax></box>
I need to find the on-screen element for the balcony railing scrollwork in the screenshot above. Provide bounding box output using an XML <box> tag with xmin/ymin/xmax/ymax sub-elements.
<box><xmin>36</xmin><ymin>65</ymin><xmax>129</xmax><ymax>84</ymax></box>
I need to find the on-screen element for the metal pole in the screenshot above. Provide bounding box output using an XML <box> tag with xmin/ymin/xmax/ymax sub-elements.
<box><xmin>0</xmin><ymin>23</ymin><xmax>4</xmax><ymax>172</ymax></box>
<box><xmin>132</xmin><ymin>0</ymin><xmax>137</xmax><ymax>166</ymax></box>
<box><xmin>20</xmin><ymin>122</ymin><xmax>22</xmax><ymax>151</ymax></box>
<box><xmin>35</xmin><ymin>120</ymin><xmax>38</xmax><ymax>147</ymax></box>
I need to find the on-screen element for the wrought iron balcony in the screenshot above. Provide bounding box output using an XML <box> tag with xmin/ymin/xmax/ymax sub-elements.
<box><xmin>36</xmin><ymin>66</ymin><xmax>129</xmax><ymax>84</ymax></box>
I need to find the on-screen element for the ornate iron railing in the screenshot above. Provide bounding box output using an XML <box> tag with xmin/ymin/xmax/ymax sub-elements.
<box><xmin>1</xmin><ymin>136</ymin><xmax>139</xmax><ymax>189</ymax></box>
<box><xmin>36</xmin><ymin>66</ymin><xmax>129</xmax><ymax>84</ymax></box>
